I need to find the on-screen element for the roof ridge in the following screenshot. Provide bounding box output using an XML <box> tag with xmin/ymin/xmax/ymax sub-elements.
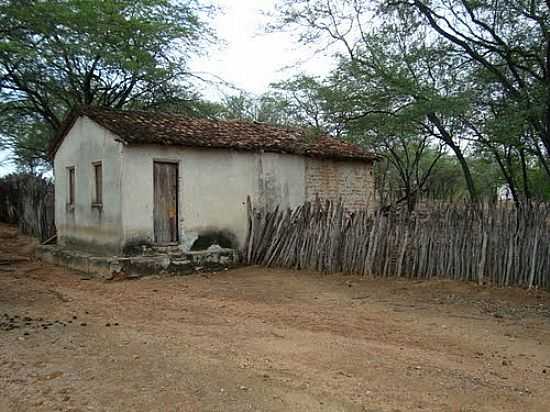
<box><xmin>82</xmin><ymin>106</ymin><xmax>321</xmax><ymax>136</ymax></box>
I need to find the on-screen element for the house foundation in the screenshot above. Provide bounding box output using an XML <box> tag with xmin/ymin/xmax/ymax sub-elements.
<box><xmin>37</xmin><ymin>245</ymin><xmax>239</xmax><ymax>279</ymax></box>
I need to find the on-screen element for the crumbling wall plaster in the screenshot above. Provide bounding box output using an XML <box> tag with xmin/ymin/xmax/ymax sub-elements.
<box><xmin>305</xmin><ymin>158</ymin><xmax>376</xmax><ymax>211</ymax></box>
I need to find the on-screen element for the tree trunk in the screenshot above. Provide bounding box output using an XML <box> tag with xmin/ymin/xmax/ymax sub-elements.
<box><xmin>519</xmin><ymin>147</ymin><xmax>531</xmax><ymax>202</ymax></box>
<box><xmin>493</xmin><ymin>148</ymin><xmax>521</xmax><ymax>207</ymax></box>
<box><xmin>451</xmin><ymin>143</ymin><xmax>478</xmax><ymax>202</ymax></box>
<box><xmin>427</xmin><ymin>113</ymin><xmax>478</xmax><ymax>201</ymax></box>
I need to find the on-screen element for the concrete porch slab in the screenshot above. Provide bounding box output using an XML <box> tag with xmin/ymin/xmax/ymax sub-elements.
<box><xmin>36</xmin><ymin>245</ymin><xmax>239</xmax><ymax>279</ymax></box>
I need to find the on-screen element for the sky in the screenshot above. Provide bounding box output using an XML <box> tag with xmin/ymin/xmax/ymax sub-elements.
<box><xmin>190</xmin><ymin>0</ymin><xmax>335</xmax><ymax>100</ymax></box>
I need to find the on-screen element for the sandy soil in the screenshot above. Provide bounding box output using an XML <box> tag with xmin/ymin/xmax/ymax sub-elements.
<box><xmin>0</xmin><ymin>224</ymin><xmax>549</xmax><ymax>412</ymax></box>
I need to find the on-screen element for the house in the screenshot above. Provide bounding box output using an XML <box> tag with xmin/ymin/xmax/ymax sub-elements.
<box><xmin>49</xmin><ymin>107</ymin><xmax>378</xmax><ymax>257</ymax></box>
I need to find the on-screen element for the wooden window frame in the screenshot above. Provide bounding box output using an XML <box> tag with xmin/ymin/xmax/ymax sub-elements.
<box><xmin>67</xmin><ymin>166</ymin><xmax>75</xmax><ymax>210</ymax></box>
<box><xmin>91</xmin><ymin>161</ymin><xmax>103</xmax><ymax>207</ymax></box>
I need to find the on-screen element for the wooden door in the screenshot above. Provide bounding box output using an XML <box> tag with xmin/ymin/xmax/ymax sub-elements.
<box><xmin>153</xmin><ymin>162</ymin><xmax>179</xmax><ymax>243</ymax></box>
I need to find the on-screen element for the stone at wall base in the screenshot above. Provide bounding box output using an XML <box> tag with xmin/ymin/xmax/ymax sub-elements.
<box><xmin>36</xmin><ymin>245</ymin><xmax>239</xmax><ymax>279</ymax></box>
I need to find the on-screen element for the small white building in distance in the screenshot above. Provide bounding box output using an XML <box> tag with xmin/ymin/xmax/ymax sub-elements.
<box><xmin>49</xmin><ymin>107</ymin><xmax>378</xmax><ymax>256</ymax></box>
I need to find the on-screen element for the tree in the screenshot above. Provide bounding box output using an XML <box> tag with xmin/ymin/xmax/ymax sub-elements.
<box><xmin>270</xmin><ymin>0</ymin><xmax>550</xmax><ymax>204</ymax></box>
<box><xmin>0</xmin><ymin>0</ymin><xmax>214</xmax><ymax>170</ymax></box>
<box><xmin>387</xmin><ymin>0</ymin><xmax>550</xmax><ymax>202</ymax></box>
<box><xmin>270</xmin><ymin>0</ymin><xmax>481</xmax><ymax>201</ymax></box>
<box><xmin>388</xmin><ymin>0</ymin><xmax>550</xmax><ymax>161</ymax></box>
<box><xmin>213</xmin><ymin>85</ymin><xmax>336</xmax><ymax>129</ymax></box>
<box><xmin>269</xmin><ymin>76</ymin><xmax>348</xmax><ymax>135</ymax></box>
<box><xmin>376</xmin><ymin>136</ymin><xmax>445</xmax><ymax>211</ymax></box>
<box><xmin>215</xmin><ymin>93</ymin><xmax>293</xmax><ymax>124</ymax></box>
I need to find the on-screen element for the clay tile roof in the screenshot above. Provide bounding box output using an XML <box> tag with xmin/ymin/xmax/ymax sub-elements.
<box><xmin>50</xmin><ymin>106</ymin><xmax>379</xmax><ymax>162</ymax></box>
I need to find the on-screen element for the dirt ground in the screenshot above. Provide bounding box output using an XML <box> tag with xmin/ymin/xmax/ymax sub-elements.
<box><xmin>1</xmin><ymin>224</ymin><xmax>549</xmax><ymax>412</ymax></box>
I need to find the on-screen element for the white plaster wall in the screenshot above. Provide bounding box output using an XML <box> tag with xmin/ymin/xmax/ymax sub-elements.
<box><xmin>257</xmin><ymin>152</ymin><xmax>305</xmax><ymax>211</ymax></box>
<box><xmin>54</xmin><ymin>116</ymin><xmax>123</xmax><ymax>254</ymax></box>
<box><xmin>120</xmin><ymin>146</ymin><xmax>306</xmax><ymax>250</ymax></box>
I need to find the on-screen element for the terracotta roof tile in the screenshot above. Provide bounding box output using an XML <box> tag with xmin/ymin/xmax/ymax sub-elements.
<box><xmin>50</xmin><ymin>107</ymin><xmax>378</xmax><ymax>162</ymax></box>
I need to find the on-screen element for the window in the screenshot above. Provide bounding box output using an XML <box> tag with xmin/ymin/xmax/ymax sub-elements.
<box><xmin>92</xmin><ymin>161</ymin><xmax>102</xmax><ymax>205</ymax></box>
<box><xmin>67</xmin><ymin>167</ymin><xmax>75</xmax><ymax>206</ymax></box>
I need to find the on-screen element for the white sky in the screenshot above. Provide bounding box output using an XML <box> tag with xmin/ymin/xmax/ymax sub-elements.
<box><xmin>190</xmin><ymin>0</ymin><xmax>335</xmax><ymax>99</ymax></box>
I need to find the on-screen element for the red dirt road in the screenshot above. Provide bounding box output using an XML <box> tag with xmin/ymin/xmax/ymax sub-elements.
<box><xmin>1</xmin><ymin>224</ymin><xmax>549</xmax><ymax>411</ymax></box>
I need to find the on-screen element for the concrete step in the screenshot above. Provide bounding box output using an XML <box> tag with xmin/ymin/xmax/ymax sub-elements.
<box><xmin>142</xmin><ymin>245</ymin><xmax>184</xmax><ymax>257</ymax></box>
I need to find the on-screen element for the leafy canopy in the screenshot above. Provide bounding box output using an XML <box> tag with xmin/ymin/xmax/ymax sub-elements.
<box><xmin>0</xmin><ymin>0</ymin><xmax>214</xmax><ymax>171</ymax></box>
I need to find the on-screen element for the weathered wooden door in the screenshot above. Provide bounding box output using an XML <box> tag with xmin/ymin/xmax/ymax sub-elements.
<box><xmin>153</xmin><ymin>162</ymin><xmax>179</xmax><ymax>243</ymax></box>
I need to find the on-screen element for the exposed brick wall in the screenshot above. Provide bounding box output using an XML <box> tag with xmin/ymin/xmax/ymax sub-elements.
<box><xmin>305</xmin><ymin>158</ymin><xmax>376</xmax><ymax>211</ymax></box>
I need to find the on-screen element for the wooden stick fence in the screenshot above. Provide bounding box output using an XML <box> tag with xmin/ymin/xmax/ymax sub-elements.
<box><xmin>0</xmin><ymin>174</ymin><xmax>55</xmax><ymax>242</ymax></box>
<box><xmin>243</xmin><ymin>198</ymin><xmax>550</xmax><ymax>289</ymax></box>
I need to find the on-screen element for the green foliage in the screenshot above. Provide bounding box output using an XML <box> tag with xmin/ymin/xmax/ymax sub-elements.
<box><xmin>0</xmin><ymin>0</ymin><xmax>214</xmax><ymax>170</ymax></box>
<box><xmin>216</xmin><ymin>93</ymin><xmax>293</xmax><ymax>124</ymax></box>
<box><xmin>270</xmin><ymin>0</ymin><xmax>550</xmax><ymax>206</ymax></box>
